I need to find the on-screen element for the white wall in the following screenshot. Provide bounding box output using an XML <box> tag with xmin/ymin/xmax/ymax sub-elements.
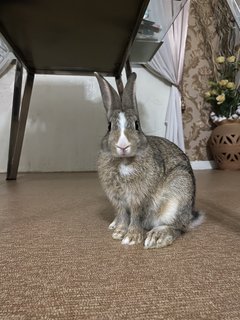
<box><xmin>0</xmin><ymin>66</ymin><xmax>170</xmax><ymax>172</ymax></box>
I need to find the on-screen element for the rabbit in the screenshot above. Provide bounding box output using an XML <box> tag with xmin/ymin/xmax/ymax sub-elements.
<box><xmin>95</xmin><ymin>72</ymin><xmax>204</xmax><ymax>249</ymax></box>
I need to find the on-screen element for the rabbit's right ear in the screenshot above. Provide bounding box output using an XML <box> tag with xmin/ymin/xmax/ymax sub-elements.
<box><xmin>94</xmin><ymin>72</ymin><xmax>121</xmax><ymax>119</ymax></box>
<box><xmin>122</xmin><ymin>72</ymin><xmax>138</xmax><ymax>114</ymax></box>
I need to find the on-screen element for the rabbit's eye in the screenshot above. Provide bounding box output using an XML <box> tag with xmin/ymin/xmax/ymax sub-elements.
<box><xmin>135</xmin><ymin>121</ymin><xmax>139</xmax><ymax>131</ymax></box>
<box><xmin>108</xmin><ymin>122</ymin><xmax>112</xmax><ymax>131</ymax></box>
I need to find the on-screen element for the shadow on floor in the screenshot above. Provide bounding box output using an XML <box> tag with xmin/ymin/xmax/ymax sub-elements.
<box><xmin>200</xmin><ymin>198</ymin><xmax>240</xmax><ymax>234</ymax></box>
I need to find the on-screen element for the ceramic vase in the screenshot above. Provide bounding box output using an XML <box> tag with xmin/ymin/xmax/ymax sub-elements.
<box><xmin>209</xmin><ymin>120</ymin><xmax>240</xmax><ymax>170</ymax></box>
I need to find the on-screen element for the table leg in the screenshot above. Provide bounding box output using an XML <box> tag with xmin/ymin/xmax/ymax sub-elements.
<box><xmin>125</xmin><ymin>59</ymin><xmax>132</xmax><ymax>79</ymax></box>
<box><xmin>115</xmin><ymin>76</ymin><xmax>124</xmax><ymax>98</ymax></box>
<box><xmin>115</xmin><ymin>59</ymin><xmax>132</xmax><ymax>97</ymax></box>
<box><xmin>7</xmin><ymin>65</ymin><xmax>34</xmax><ymax>180</ymax></box>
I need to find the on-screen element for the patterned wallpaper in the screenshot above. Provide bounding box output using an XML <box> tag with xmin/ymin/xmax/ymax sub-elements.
<box><xmin>182</xmin><ymin>0</ymin><xmax>235</xmax><ymax>160</ymax></box>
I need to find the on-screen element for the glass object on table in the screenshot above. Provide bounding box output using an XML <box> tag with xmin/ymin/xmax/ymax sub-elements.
<box><xmin>130</xmin><ymin>0</ymin><xmax>189</xmax><ymax>63</ymax></box>
<box><xmin>0</xmin><ymin>35</ymin><xmax>15</xmax><ymax>76</ymax></box>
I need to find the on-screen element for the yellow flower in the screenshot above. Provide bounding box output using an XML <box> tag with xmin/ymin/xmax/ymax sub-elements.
<box><xmin>227</xmin><ymin>56</ymin><xmax>236</xmax><ymax>63</ymax></box>
<box><xmin>218</xmin><ymin>79</ymin><xmax>229</xmax><ymax>86</ymax></box>
<box><xmin>216</xmin><ymin>94</ymin><xmax>225</xmax><ymax>104</ymax></box>
<box><xmin>216</xmin><ymin>56</ymin><xmax>225</xmax><ymax>63</ymax></box>
<box><xmin>211</xmin><ymin>90</ymin><xmax>218</xmax><ymax>95</ymax></box>
<box><xmin>226</xmin><ymin>82</ymin><xmax>236</xmax><ymax>89</ymax></box>
<box><xmin>204</xmin><ymin>91</ymin><xmax>211</xmax><ymax>98</ymax></box>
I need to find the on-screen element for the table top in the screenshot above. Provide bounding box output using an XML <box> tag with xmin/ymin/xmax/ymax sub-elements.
<box><xmin>0</xmin><ymin>0</ymin><xmax>149</xmax><ymax>76</ymax></box>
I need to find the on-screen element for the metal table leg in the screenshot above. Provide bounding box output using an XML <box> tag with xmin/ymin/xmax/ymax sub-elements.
<box><xmin>7</xmin><ymin>61</ymin><xmax>23</xmax><ymax>179</ymax></box>
<box><xmin>125</xmin><ymin>59</ymin><xmax>132</xmax><ymax>79</ymax></box>
<box><xmin>115</xmin><ymin>59</ymin><xmax>133</xmax><ymax>98</ymax></box>
<box><xmin>7</xmin><ymin>64</ymin><xmax>34</xmax><ymax>180</ymax></box>
<box><xmin>115</xmin><ymin>76</ymin><xmax>124</xmax><ymax>98</ymax></box>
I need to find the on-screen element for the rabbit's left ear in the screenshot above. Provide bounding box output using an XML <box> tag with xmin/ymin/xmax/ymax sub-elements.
<box><xmin>94</xmin><ymin>72</ymin><xmax>121</xmax><ymax>119</ymax></box>
<box><xmin>122</xmin><ymin>72</ymin><xmax>138</xmax><ymax>113</ymax></box>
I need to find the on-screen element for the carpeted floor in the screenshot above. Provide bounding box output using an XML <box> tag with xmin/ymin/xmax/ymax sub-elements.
<box><xmin>0</xmin><ymin>170</ymin><xmax>239</xmax><ymax>320</ymax></box>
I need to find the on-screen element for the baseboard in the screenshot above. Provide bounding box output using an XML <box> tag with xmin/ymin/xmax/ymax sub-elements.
<box><xmin>1</xmin><ymin>162</ymin><xmax>216</xmax><ymax>173</ymax></box>
<box><xmin>191</xmin><ymin>160</ymin><xmax>216</xmax><ymax>170</ymax></box>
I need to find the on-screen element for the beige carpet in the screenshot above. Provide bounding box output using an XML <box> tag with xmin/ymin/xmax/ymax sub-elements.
<box><xmin>0</xmin><ymin>170</ymin><xmax>239</xmax><ymax>320</ymax></box>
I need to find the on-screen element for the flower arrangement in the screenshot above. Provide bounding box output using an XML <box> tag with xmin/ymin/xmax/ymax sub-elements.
<box><xmin>204</xmin><ymin>53</ymin><xmax>240</xmax><ymax>124</ymax></box>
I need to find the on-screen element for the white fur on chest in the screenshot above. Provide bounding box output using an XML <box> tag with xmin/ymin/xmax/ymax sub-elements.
<box><xmin>119</xmin><ymin>163</ymin><xmax>135</xmax><ymax>176</ymax></box>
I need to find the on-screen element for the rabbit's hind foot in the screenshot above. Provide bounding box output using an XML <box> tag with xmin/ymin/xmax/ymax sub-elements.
<box><xmin>144</xmin><ymin>225</ymin><xmax>181</xmax><ymax>249</ymax></box>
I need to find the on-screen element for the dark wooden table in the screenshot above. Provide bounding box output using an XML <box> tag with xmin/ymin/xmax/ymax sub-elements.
<box><xmin>0</xmin><ymin>0</ymin><xmax>149</xmax><ymax>179</ymax></box>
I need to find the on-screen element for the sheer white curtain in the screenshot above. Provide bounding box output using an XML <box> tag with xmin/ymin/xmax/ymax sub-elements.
<box><xmin>146</xmin><ymin>0</ymin><xmax>190</xmax><ymax>151</ymax></box>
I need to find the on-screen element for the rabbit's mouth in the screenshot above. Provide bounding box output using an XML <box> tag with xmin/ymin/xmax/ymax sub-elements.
<box><xmin>115</xmin><ymin>145</ymin><xmax>132</xmax><ymax>157</ymax></box>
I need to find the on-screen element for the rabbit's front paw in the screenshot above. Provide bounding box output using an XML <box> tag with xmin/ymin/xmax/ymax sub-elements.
<box><xmin>121</xmin><ymin>228</ymin><xmax>143</xmax><ymax>245</ymax></box>
<box><xmin>112</xmin><ymin>226</ymin><xmax>128</xmax><ymax>240</ymax></box>
<box><xmin>108</xmin><ymin>219</ymin><xmax>117</xmax><ymax>230</ymax></box>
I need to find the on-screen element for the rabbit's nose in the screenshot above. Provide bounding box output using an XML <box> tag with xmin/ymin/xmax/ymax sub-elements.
<box><xmin>116</xmin><ymin>145</ymin><xmax>130</xmax><ymax>151</ymax></box>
